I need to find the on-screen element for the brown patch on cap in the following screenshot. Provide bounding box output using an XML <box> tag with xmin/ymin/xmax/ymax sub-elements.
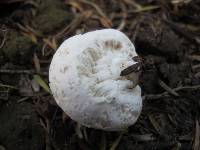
<box><xmin>104</xmin><ymin>40</ymin><xmax>122</xmax><ymax>50</ymax></box>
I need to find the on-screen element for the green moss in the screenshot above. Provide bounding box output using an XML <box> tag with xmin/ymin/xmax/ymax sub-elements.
<box><xmin>2</xmin><ymin>30</ymin><xmax>35</xmax><ymax>65</ymax></box>
<box><xmin>0</xmin><ymin>100</ymin><xmax>45</xmax><ymax>150</ymax></box>
<box><xmin>34</xmin><ymin>0</ymin><xmax>71</xmax><ymax>34</ymax></box>
<box><xmin>0</xmin><ymin>0</ymin><xmax>72</xmax><ymax>65</ymax></box>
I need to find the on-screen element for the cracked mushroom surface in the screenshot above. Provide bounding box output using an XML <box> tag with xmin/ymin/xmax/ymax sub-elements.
<box><xmin>49</xmin><ymin>29</ymin><xmax>142</xmax><ymax>131</ymax></box>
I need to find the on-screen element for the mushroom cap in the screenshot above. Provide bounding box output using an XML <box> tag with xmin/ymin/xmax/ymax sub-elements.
<box><xmin>49</xmin><ymin>29</ymin><xmax>142</xmax><ymax>131</ymax></box>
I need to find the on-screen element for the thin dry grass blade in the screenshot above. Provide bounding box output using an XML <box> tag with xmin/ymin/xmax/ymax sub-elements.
<box><xmin>193</xmin><ymin>120</ymin><xmax>200</xmax><ymax>150</ymax></box>
<box><xmin>158</xmin><ymin>79</ymin><xmax>179</xmax><ymax>96</ymax></box>
<box><xmin>65</xmin><ymin>1</ymin><xmax>84</xmax><ymax>12</ymax></box>
<box><xmin>43</xmin><ymin>38</ymin><xmax>57</xmax><ymax>50</ymax></box>
<box><xmin>33</xmin><ymin>53</ymin><xmax>41</xmax><ymax>73</ymax></box>
<box><xmin>33</xmin><ymin>75</ymin><xmax>51</xmax><ymax>94</ymax></box>
<box><xmin>109</xmin><ymin>132</ymin><xmax>124</xmax><ymax>150</ymax></box>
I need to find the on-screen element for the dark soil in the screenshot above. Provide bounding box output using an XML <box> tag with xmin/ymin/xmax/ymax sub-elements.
<box><xmin>0</xmin><ymin>0</ymin><xmax>200</xmax><ymax>150</ymax></box>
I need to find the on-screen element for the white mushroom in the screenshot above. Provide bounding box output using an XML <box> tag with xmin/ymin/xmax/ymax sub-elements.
<box><xmin>49</xmin><ymin>29</ymin><xmax>142</xmax><ymax>131</ymax></box>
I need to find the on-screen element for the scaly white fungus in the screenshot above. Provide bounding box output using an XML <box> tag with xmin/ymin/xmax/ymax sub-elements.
<box><xmin>49</xmin><ymin>29</ymin><xmax>142</xmax><ymax>131</ymax></box>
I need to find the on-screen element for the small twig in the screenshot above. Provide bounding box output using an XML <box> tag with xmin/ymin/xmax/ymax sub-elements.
<box><xmin>109</xmin><ymin>131</ymin><xmax>124</xmax><ymax>150</ymax></box>
<box><xmin>54</xmin><ymin>11</ymin><xmax>91</xmax><ymax>39</ymax></box>
<box><xmin>117</xmin><ymin>18</ymin><xmax>126</xmax><ymax>31</ymax></box>
<box><xmin>0</xmin><ymin>69</ymin><xmax>33</xmax><ymax>74</ymax></box>
<box><xmin>192</xmin><ymin>64</ymin><xmax>200</xmax><ymax>70</ymax></box>
<box><xmin>117</xmin><ymin>3</ymin><xmax>127</xmax><ymax>31</ymax></box>
<box><xmin>17</xmin><ymin>97</ymin><xmax>29</xmax><ymax>103</ymax></box>
<box><xmin>123</xmin><ymin>0</ymin><xmax>142</xmax><ymax>9</ymax></box>
<box><xmin>0</xmin><ymin>0</ymin><xmax>27</xmax><ymax>4</ymax></box>
<box><xmin>0</xmin><ymin>83</ymin><xmax>18</xmax><ymax>89</ymax></box>
<box><xmin>0</xmin><ymin>69</ymin><xmax>48</xmax><ymax>76</ymax></box>
<box><xmin>17</xmin><ymin>23</ymin><xmax>41</xmax><ymax>37</ymax></box>
<box><xmin>175</xmin><ymin>85</ymin><xmax>200</xmax><ymax>90</ymax></box>
<box><xmin>188</xmin><ymin>55</ymin><xmax>200</xmax><ymax>61</ymax></box>
<box><xmin>131</xmin><ymin>21</ymin><xmax>140</xmax><ymax>42</ymax></box>
<box><xmin>80</xmin><ymin>0</ymin><xmax>112</xmax><ymax>27</ymax></box>
<box><xmin>144</xmin><ymin>85</ymin><xmax>200</xmax><ymax>100</ymax></box>
<box><xmin>158</xmin><ymin>79</ymin><xmax>179</xmax><ymax>96</ymax></box>
<box><xmin>131</xmin><ymin>134</ymin><xmax>155</xmax><ymax>141</ymax></box>
<box><xmin>80</xmin><ymin>0</ymin><xmax>108</xmax><ymax>19</ymax></box>
<box><xmin>171</xmin><ymin>0</ymin><xmax>192</xmax><ymax>5</ymax></box>
<box><xmin>164</xmin><ymin>20</ymin><xmax>200</xmax><ymax>45</ymax></box>
<box><xmin>0</xmin><ymin>27</ymin><xmax>7</xmax><ymax>49</ymax></box>
<box><xmin>128</xmin><ymin>5</ymin><xmax>160</xmax><ymax>13</ymax></box>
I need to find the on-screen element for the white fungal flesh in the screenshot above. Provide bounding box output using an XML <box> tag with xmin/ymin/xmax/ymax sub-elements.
<box><xmin>49</xmin><ymin>29</ymin><xmax>142</xmax><ymax>131</ymax></box>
